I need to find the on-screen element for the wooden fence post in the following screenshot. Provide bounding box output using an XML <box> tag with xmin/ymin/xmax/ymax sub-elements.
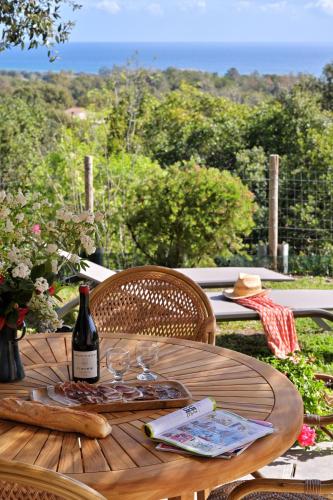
<box><xmin>84</xmin><ymin>155</ymin><xmax>94</xmax><ymax>212</ymax></box>
<box><xmin>269</xmin><ymin>154</ymin><xmax>279</xmax><ymax>270</ymax></box>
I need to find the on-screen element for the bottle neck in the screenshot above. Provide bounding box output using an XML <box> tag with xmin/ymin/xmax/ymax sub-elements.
<box><xmin>79</xmin><ymin>293</ymin><xmax>89</xmax><ymax>313</ymax></box>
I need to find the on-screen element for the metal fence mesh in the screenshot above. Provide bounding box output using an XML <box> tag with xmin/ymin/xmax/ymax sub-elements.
<box><xmin>236</xmin><ymin>169</ymin><xmax>333</xmax><ymax>273</ymax></box>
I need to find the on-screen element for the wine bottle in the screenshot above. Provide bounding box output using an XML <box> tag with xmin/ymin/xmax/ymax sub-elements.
<box><xmin>72</xmin><ymin>285</ymin><xmax>100</xmax><ymax>383</ymax></box>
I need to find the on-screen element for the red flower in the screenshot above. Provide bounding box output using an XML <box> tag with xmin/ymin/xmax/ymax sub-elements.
<box><xmin>0</xmin><ymin>275</ymin><xmax>5</xmax><ymax>285</ymax></box>
<box><xmin>0</xmin><ymin>317</ymin><xmax>5</xmax><ymax>331</ymax></box>
<box><xmin>48</xmin><ymin>285</ymin><xmax>56</xmax><ymax>296</ymax></box>
<box><xmin>17</xmin><ymin>308</ymin><xmax>29</xmax><ymax>327</ymax></box>
<box><xmin>297</xmin><ymin>424</ymin><xmax>316</xmax><ymax>447</ymax></box>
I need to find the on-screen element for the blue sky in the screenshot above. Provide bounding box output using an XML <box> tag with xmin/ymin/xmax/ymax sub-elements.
<box><xmin>67</xmin><ymin>0</ymin><xmax>333</xmax><ymax>42</ymax></box>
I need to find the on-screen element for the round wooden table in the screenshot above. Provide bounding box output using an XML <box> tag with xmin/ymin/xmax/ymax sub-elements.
<box><xmin>0</xmin><ymin>333</ymin><xmax>303</xmax><ymax>500</ymax></box>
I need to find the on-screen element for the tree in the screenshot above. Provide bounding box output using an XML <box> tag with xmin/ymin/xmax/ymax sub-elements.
<box><xmin>143</xmin><ymin>84</ymin><xmax>249</xmax><ymax>169</ymax></box>
<box><xmin>0</xmin><ymin>1</ymin><xmax>81</xmax><ymax>60</ymax></box>
<box><xmin>246</xmin><ymin>89</ymin><xmax>333</xmax><ymax>254</ymax></box>
<box><xmin>0</xmin><ymin>96</ymin><xmax>60</xmax><ymax>188</ymax></box>
<box><xmin>124</xmin><ymin>162</ymin><xmax>255</xmax><ymax>267</ymax></box>
<box><xmin>321</xmin><ymin>62</ymin><xmax>333</xmax><ymax>110</ymax></box>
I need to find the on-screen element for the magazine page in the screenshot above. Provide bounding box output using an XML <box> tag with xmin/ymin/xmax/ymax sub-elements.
<box><xmin>152</xmin><ymin>407</ymin><xmax>274</xmax><ymax>457</ymax></box>
<box><xmin>144</xmin><ymin>398</ymin><xmax>216</xmax><ymax>438</ymax></box>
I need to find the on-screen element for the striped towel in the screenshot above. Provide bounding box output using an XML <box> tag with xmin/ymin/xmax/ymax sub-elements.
<box><xmin>236</xmin><ymin>294</ymin><xmax>300</xmax><ymax>358</ymax></box>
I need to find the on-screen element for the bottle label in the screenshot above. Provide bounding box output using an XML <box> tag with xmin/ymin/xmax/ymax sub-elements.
<box><xmin>73</xmin><ymin>350</ymin><xmax>98</xmax><ymax>379</ymax></box>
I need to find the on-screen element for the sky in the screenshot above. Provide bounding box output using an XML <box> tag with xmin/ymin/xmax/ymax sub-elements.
<box><xmin>66</xmin><ymin>0</ymin><xmax>333</xmax><ymax>43</ymax></box>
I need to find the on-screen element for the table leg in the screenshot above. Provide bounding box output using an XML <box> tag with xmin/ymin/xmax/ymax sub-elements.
<box><xmin>197</xmin><ymin>489</ymin><xmax>210</xmax><ymax>500</ymax></box>
<box><xmin>168</xmin><ymin>491</ymin><xmax>210</xmax><ymax>500</ymax></box>
<box><xmin>168</xmin><ymin>493</ymin><xmax>195</xmax><ymax>500</ymax></box>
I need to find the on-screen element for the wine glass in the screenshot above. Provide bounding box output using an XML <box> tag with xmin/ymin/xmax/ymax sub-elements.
<box><xmin>136</xmin><ymin>341</ymin><xmax>159</xmax><ymax>381</ymax></box>
<box><xmin>106</xmin><ymin>347</ymin><xmax>130</xmax><ymax>383</ymax></box>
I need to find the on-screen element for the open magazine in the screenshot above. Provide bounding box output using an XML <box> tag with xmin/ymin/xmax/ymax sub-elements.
<box><xmin>143</xmin><ymin>398</ymin><xmax>274</xmax><ymax>458</ymax></box>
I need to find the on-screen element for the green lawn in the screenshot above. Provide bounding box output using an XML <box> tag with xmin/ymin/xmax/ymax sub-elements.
<box><xmin>216</xmin><ymin>276</ymin><xmax>333</xmax><ymax>375</ymax></box>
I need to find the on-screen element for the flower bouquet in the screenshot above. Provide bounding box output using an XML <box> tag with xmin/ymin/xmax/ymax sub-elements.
<box><xmin>0</xmin><ymin>189</ymin><xmax>103</xmax><ymax>381</ymax></box>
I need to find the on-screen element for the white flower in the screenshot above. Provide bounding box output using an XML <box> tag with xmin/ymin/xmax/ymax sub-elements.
<box><xmin>95</xmin><ymin>211</ymin><xmax>104</xmax><ymax>222</ymax></box>
<box><xmin>6</xmin><ymin>193</ymin><xmax>13</xmax><ymax>204</ymax></box>
<box><xmin>16</xmin><ymin>213</ymin><xmax>24</xmax><ymax>222</ymax></box>
<box><xmin>71</xmin><ymin>215</ymin><xmax>81</xmax><ymax>223</ymax></box>
<box><xmin>32</xmin><ymin>203</ymin><xmax>41</xmax><ymax>210</ymax></box>
<box><xmin>0</xmin><ymin>191</ymin><xmax>6</xmax><ymax>203</ymax></box>
<box><xmin>0</xmin><ymin>207</ymin><xmax>10</xmax><ymax>219</ymax></box>
<box><xmin>28</xmin><ymin>294</ymin><xmax>63</xmax><ymax>332</ymax></box>
<box><xmin>16</xmin><ymin>191</ymin><xmax>27</xmax><ymax>206</ymax></box>
<box><xmin>12</xmin><ymin>263</ymin><xmax>30</xmax><ymax>279</ymax></box>
<box><xmin>80</xmin><ymin>234</ymin><xmax>96</xmax><ymax>255</ymax></box>
<box><xmin>46</xmin><ymin>221</ymin><xmax>56</xmax><ymax>231</ymax></box>
<box><xmin>4</xmin><ymin>220</ymin><xmax>14</xmax><ymax>232</ymax></box>
<box><xmin>21</xmin><ymin>257</ymin><xmax>33</xmax><ymax>268</ymax></box>
<box><xmin>77</xmin><ymin>211</ymin><xmax>88</xmax><ymax>222</ymax></box>
<box><xmin>69</xmin><ymin>254</ymin><xmax>81</xmax><ymax>264</ymax></box>
<box><xmin>8</xmin><ymin>246</ymin><xmax>20</xmax><ymax>263</ymax></box>
<box><xmin>77</xmin><ymin>211</ymin><xmax>94</xmax><ymax>224</ymax></box>
<box><xmin>86</xmin><ymin>213</ymin><xmax>95</xmax><ymax>224</ymax></box>
<box><xmin>56</xmin><ymin>209</ymin><xmax>72</xmax><ymax>222</ymax></box>
<box><xmin>51</xmin><ymin>260</ymin><xmax>58</xmax><ymax>273</ymax></box>
<box><xmin>34</xmin><ymin>277</ymin><xmax>49</xmax><ymax>293</ymax></box>
<box><xmin>46</xmin><ymin>243</ymin><xmax>58</xmax><ymax>254</ymax></box>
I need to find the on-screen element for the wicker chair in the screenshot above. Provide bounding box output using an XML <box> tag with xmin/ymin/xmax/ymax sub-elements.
<box><xmin>0</xmin><ymin>458</ymin><xmax>106</xmax><ymax>499</ymax></box>
<box><xmin>208</xmin><ymin>478</ymin><xmax>333</xmax><ymax>500</ymax></box>
<box><xmin>304</xmin><ymin>413</ymin><xmax>333</xmax><ymax>440</ymax></box>
<box><xmin>208</xmin><ymin>412</ymin><xmax>333</xmax><ymax>500</ymax></box>
<box><xmin>89</xmin><ymin>265</ymin><xmax>216</xmax><ymax>344</ymax></box>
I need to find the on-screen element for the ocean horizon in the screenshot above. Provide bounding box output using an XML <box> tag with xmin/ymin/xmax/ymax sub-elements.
<box><xmin>0</xmin><ymin>42</ymin><xmax>333</xmax><ymax>76</ymax></box>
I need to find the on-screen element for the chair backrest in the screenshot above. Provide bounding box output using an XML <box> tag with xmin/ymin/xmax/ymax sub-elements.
<box><xmin>0</xmin><ymin>458</ymin><xmax>106</xmax><ymax>500</ymax></box>
<box><xmin>90</xmin><ymin>265</ymin><xmax>216</xmax><ymax>344</ymax></box>
<box><xmin>227</xmin><ymin>478</ymin><xmax>333</xmax><ymax>500</ymax></box>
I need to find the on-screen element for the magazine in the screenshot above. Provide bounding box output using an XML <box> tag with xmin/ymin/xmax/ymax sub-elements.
<box><xmin>155</xmin><ymin>440</ymin><xmax>254</xmax><ymax>459</ymax></box>
<box><xmin>143</xmin><ymin>397</ymin><xmax>274</xmax><ymax>457</ymax></box>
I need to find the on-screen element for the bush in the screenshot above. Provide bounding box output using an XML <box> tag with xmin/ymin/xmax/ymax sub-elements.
<box><xmin>123</xmin><ymin>162</ymin><xmax>255</xmax><ymax>267</ymax></box>
<box><xmin>259</xmin><ymin>353</ymin><xmax>330</xmax><ymax>416</ymax></box>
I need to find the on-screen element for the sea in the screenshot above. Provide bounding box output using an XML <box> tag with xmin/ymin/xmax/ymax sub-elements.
<box><xmin>0</xmin><ymin>42</ymin><xmax>333</xmax><ymax>76</ymax></box>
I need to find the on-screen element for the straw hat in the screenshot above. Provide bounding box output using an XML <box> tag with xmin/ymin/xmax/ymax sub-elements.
<box><xmin>223</xmin><ymin>273</ymin><xmax>270</xmax><ymax>300</ymax></box>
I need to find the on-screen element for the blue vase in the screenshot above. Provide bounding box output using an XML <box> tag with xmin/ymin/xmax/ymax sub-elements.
<box><xmin>0</xmin><ymin>323</ymin><xmax>26</xmax><ymax>382</ymax></box>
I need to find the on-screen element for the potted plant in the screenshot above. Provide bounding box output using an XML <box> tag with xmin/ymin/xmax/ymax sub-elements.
<box><xmin>0</xmin><ymin>189</ymin><xmax>103</xmax><ymax>382</ymax></box>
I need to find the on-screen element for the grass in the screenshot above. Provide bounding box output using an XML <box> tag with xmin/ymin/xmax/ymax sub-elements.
<box><xmin>216</xmin><ymin>275</ymin><xmax>333</xmax><ymax>374</ymax></box>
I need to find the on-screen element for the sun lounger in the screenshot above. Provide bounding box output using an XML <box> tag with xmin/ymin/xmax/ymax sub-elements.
<box><xmin>57</xmin><ymin>253</ymin><xmax>331</xmax><ymax>330</ymax></box>
<box><xmin>176</xmin><ymin>267</ymin><xmax>293</xmax><ymax>288</ymax></box>
<box><xmin>207</xmin><ymin>290</ymin><xmax>333</xmax><ymax>330</ymax></box>
<box><xmin>71</xmin><ymin>259</ymin><xmax>293</xmax><ymax>288</ymax></box>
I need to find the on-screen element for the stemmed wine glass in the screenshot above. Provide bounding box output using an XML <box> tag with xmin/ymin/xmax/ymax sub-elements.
<box><xmin>106</xmin><ymin>347</ymin><xmax>130</xmax><ymax>383</ymax></box>
<box><xmin>136</xmin><ymin>341</ymin><xmax>159</xmax><ymax>381</ymax></box>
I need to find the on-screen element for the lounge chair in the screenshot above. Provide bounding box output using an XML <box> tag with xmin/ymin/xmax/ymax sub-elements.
<box><xmin>57</xmin><ymin>258</ymin><xmax>333</xmax><ymax>331</ymax></box>
<box><xmin>72</xmin><ymin>257</ymin><xmax>293</xmax><ymax>288</ymax></box>
<box><xmin>207</xmin><ymin>290</ymin><xmax>333</xmax><ymax>330</ymax></box>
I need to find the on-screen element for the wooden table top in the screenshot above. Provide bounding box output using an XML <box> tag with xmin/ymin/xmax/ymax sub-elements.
<box><xmin>0</xmin><ymin>333</ymin><xmax>303</xmax><ymax>500</ymax></box>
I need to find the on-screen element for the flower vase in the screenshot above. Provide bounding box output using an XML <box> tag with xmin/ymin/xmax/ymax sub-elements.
<box><xmin>0</xmin><ymin>323</ymin><xmax>26</xmax><ymax>382</ymax></box>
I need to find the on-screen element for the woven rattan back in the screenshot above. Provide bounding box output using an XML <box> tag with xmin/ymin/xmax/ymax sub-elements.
<box><xmin>90</xmin><ymin>266</ymin><xmax>216</xmax><ymax>344</ymax></box>
<box><xmin>0</xmin><ymin>459</ymin><xmax>106</xmax><ymax>500</ymax></box>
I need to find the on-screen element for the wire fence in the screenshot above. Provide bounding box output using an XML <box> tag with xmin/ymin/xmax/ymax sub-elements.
<box><xmin>234</xmin><ymin>171</ymin><xmax>333</xmax><ymax>274</ymax></box>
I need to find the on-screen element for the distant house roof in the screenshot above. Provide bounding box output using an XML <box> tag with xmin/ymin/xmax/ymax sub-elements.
<box><xmin>65</xmin><ymin>107</ymin><xmax>88</xmax><ymax>120</ymax></box>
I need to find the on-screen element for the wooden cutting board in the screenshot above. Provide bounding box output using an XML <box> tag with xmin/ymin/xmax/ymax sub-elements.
<box><xmin>30</xmin><ymin>380</ymin><xmax>192</xmax><ymax>413</ymax></box>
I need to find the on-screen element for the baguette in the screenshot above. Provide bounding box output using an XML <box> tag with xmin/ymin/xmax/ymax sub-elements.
<box><xmin>0</xmin><ymin>398</ymin><xmax>112</xmax><ymax>439</ymax></box>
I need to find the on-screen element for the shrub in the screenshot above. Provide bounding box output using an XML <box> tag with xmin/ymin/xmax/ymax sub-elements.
<box><xmin>123</xmin><ymin>162</ymin><xmax>255</xmax><ymax>267</ymax></box>
<box><xmin>259</xmin><ymin>353</ymin><xmax>330</xmax><ymax>416</ymax></box>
